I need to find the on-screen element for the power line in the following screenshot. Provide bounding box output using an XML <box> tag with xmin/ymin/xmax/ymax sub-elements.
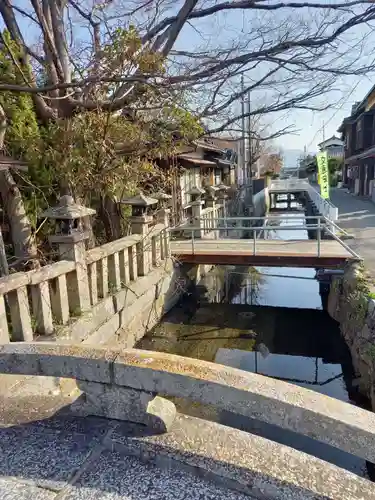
<box><xmin>306</xmin><ymin>80</ymin><xmax>361</xmax><ymax>151</ymax></box>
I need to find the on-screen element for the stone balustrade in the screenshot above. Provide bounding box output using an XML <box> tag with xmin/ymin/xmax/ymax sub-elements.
<box><xmin>0</xmin><ymin>223</ymin><xmax>168</xmax><ymax>343</ymax></box>
<box><xmin>1</xmin><ymin>342</ymin><xmax>375</xmax><ymax>465</ymax></box>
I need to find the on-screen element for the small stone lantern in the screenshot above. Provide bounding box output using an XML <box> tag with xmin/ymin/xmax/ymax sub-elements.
<box><xmin>120</xmin><ymin>192</ymin><xmax>159</xmax><ymax>276</ymax></box>
<box><xmin>41</xmin><ymin>195</ymin><xmax>95</xmax><ymax>313</ymax></box>
<box><xmin>42</xmin><ymin>195</ymin><xmax>95</xmax><ymax>240</ymax></box>
<box><xmin>152</xmin><ymin>192</ymin><xmax>172</xmax><ymax>208</ymax></box>
<box><xmin>188</xmin><ymin>186</ymin><xmax>205</xmax><ymax>203</ymax></box>
<box><xmin>216</xmin><ymin>183</ymin><xmax>230</xmax><ymax>200</ymax></box>
<box><xmin>151</xmin><ymin>192</ymin><xmax>172</xmax><ymax>226</ymax></box>
<box><xmin>120</xmin><ymin>192</ymin><xmax>158</xmax><ymax>234</ymax></box>
<box><xmin>205</xmin><ymin>185</ymin><xmax>219</xmax><ymax>208</ymax></box>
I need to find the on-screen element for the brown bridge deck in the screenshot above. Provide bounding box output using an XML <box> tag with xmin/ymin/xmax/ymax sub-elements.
<box><xmin>171</xmin><ymin>239</ymin><xmax>356</xmax><ymax>268</ymax></box>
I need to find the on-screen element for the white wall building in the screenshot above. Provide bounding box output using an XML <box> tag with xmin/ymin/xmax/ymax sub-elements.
<box><xmin>317</xmin><ymin>136</ymin><xmax>344</xmax><ymax>159</ymax></box>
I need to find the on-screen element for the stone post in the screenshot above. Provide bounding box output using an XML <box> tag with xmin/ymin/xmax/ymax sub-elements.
<box><xmin>187</xmin><ymin>186</ymin><xmax>205</xmax><ymax>239</ymax></box>
<box><xmin>130</xmin><ymin>215</ymin><xmax>152</xmax><ymax>276</ymax></box>
<box><xmin>156</xmin><ymin>207</ymin><xmax>170</xmax><ymax>227</ymax></box>
<box><xmin>157</xmin><ymin>208</ymin><xmax>171</xmax><ymax>258</ymax></box>
<box><xmin>217</xmin><ymin>184</ymin><xmax>229</xmax><ymax>220</ymax></box>
<box><xmin>191</xmin><ymin>200</ymin><xmax>204</xmax><ymax>239</ymax></box>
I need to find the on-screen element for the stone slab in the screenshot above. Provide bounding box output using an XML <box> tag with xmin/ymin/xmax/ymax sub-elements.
<box><xmin>59</xmin><ymin>450</ymin><xmax>251</xmax><ymax>500</ymax></box>
<box><xmin>107</xmin><ymin>414</ymin><xmax>375</xmax><ymax>500</ymax></box>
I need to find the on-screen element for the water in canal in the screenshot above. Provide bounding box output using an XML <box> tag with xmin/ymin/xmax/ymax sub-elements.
<box><xmin>136</xmin><ymin>207</ymin><xmax>370</xmax><ymax>478</ymax></box>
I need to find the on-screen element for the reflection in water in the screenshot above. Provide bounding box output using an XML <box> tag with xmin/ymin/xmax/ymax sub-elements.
<box><xmin>136</xmin><ymin>210</ymin><xmax>369</xmax><ymax>478</ymax></box>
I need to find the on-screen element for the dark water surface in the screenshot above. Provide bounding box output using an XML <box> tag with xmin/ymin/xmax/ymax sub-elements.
<box><xmin>136</xmin><ymin>210</ymin><xmax>369</xmax><ymax>478</ymax></box>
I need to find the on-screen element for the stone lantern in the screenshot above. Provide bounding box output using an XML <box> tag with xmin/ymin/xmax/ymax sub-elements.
<box><xmin>188</xmin><ymin>186</ymin><xmax>205</xmax><ymax>203</ymax></box>
<box><xmin>151</xmin><ymin>192</ymin><xmax>172</xmax><ymax>226</ymax></box>
<box><xmin>41</xmin><ymin>195</ymin><xmax>96</xmax><ymax>313</ymax></box>
<box><xmin>205</xmin><ymin>185</ymin><xmax>219</xmax><ymax>208</ymax></box>
<box><xmin>216</xmin><ymin>183</ymin><xmax>230</xmax><ymax>200</ymax></box>
<box><xmin>42</xmin><ymin>195</ymin><xmax>95</xmax><ymax>242</ymax></box>
<box><xmin>152</xmin><ymin>192</ymin><xmax>172</xmax><ymax>208</ymax></box>
<box><xmin>120</xmin><ymin>192</ymin><xmax>158</xmax><ymax>235</ymax></box>
<box><xmin>120</xmin><ymin>192</ymin><xmax>158</xmax><ymax>276</ymax></box>
<box><xmin>216</xmin><ymin>183</ymin><xmax>229</xmax><ymax>219</ymax></box>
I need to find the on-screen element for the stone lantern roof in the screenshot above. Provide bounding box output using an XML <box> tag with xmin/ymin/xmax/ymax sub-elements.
<box><xmin>187</xmin><ymin>186</ymin><xmax>205</xmax><ymax>196</ymax></box>
<box><xmin>41</xmin><ymin>195</ymin><xmax>95</xmax><ymax>220</ymax></box>
<box><xmin>206</xmin><ymin>185</ymin><xmax>219</xmax><ymax>193</ymax></box>
<box><xmin>120</xmin><ymin>192</ymin><xmax>158</xmax><ymax>206</ymax></box>
<box><xmin>151</xmin><ymin>192</ymin><xmax>172</xmax><ymax>201</ymax></box>
<box><xmin>216</xmin><ymin>183</ymin><xmax>229</xmax><ymax>191</ymax></box>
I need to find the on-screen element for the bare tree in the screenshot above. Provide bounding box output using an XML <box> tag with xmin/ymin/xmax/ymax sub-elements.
<box><xmin>0</xmin><ymin>0</ymin><xmax>374</xmax><ymax>130</ymax></box>
<box><xmin>1</xmin><ymin>0</ymin><xmax>375</xmax><ymax>256</ymax></box>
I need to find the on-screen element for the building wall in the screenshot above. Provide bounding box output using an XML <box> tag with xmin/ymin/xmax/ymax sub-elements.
<box><xmin>180</xmin><ymin>167</ymin><xmax>201</xmax><ymax>207</ymax></box>
<box><xmin>341</xmin><ymin>92</ymin><xmax>375</xmax><ymax>196</ymax></box>
<box><xmin>324</xmin><ymin>145</ymin><xmax>344</xmax><ymax>158</ymax></box>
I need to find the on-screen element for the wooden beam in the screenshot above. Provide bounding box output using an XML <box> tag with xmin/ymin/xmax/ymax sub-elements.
<box><xmin>173</xmin><ymin>253</ymin><xmax>349</xmax><ymax>269</ymax></box>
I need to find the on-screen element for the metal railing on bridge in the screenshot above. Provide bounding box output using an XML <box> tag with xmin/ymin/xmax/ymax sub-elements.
<box><xmin>269</xmin><ymin>179</ymin><xmax>339</xmax><ymax>222</ymax></box>
<box><xmin>269</xmin><ymin>179</ymin><xmax>310</xmax><ymax>192</ymax></box>
<box><xmin>169</xmin><ymin>215</ymin><xmax>361</xmax><ymax>260</ymax></box>
<box><xmin>307</xmin><ymin>184</ymin><xmax>338</xmax><ymax>222</ymax></box>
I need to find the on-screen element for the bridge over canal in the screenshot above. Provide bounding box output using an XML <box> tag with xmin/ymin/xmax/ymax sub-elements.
<box><xmin>170</xmin><ymin>214</ymin><xmax>360</xmax><ymax>268</ymax></box>
<box><xmin>170</xmin><ymin>179</ymin><xmax>359</xmax><ymax>268</ymax></box>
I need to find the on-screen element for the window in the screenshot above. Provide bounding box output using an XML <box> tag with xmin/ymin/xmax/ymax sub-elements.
<box><xmin>345</xmin><ymin>132</ymin><xmax>350</xmax><ymax>149</ymax></box>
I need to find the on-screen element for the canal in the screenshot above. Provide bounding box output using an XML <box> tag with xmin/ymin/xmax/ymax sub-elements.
<box><xmin>136</xmin><ymin>206</ymin><xmax>371</xmax><ymax>479</ymax></box>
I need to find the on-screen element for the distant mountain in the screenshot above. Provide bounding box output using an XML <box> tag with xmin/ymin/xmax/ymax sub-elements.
<box><xmin>282</xmin><ymin>149</ymin><xmax>315</xmax><ymax>169</ymax></box>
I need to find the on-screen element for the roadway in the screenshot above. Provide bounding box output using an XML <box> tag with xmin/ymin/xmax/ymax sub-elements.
<box><xmin>329</xmin><ymin>187</ymin><xmax>375</xmax><ymax>281</ymax></box>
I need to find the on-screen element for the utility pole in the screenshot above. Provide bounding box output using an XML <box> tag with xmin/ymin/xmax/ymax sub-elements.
<box><xmin>322</xmin><ymin>121</ymin><xmax>325</xmax><ymax>142</ymax></box>
<box><xmin>247</xmin><ymin>90</ymin><xmax>253</xmax><ymax>214</ymax></box>
<box><xmin>240</xmin><ymin>75</ymin><xmax>246</xmax><ymax>186</ymax></box>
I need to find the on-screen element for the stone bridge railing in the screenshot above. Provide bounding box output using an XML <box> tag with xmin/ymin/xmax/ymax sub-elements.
<box><xmin>0</xmin><ymin>223</ymin><xmax>168</xmax><ymax>343</ymax></box>
<box><xmin>1</xmin><ymin>342</ymin><xmax>375</xmax><ymax>465</ymax></box>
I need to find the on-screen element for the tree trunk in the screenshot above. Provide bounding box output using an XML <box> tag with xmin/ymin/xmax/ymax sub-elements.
<box><xmin>0</xmin><ymin>169</ymin><xmax>39</xmax><ymax>269</ymax></box>
<box><xmin>0</xmin><ymin>225</ymin><xmax>9</xmax><ymax>277</ymax></box>
<box><xmin>99</xmin><ymin>195</ymin><xmax>122</xmax><ymax>242</ymax></box>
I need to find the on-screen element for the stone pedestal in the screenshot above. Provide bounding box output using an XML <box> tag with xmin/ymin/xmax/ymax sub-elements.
<box><xmin>49</xmin><ymin>232</ymin><xmax>91</xmax><ymax>313</ymax></box>
<box><xmin>130</xmin><ymin>215</ymin><xmax>152</xmax><ymax>276</ymax></box>
<box><xmin>156</xmin><ymin>208</ymin><xmax>170</xmax><ymax>226</ymax></box>
<box><xmin>157</xmin><ymin>209</ymin><xmax>171</xmax><ymax>258</ymax></box>
<box><xmin>205</xmin><ymin>197</ymin><xmax>216</xmax><ymax>209</ymax></box>
<box><xmin>191</xmin><ymin>201</ymin><xmax>204</xmax><ymax>239</ymax></box>
<box><xmin>217</xmin><ymin>193</ymin><xmax>228</xmax><ymax>219</ymax></box>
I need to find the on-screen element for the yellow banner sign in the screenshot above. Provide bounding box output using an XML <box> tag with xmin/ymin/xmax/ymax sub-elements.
<box><xmin>317</xmin><ymin>151</ymin><xmax>330</xmax><ymax>199</ymax></box>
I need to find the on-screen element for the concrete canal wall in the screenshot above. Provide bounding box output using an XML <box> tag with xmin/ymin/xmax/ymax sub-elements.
<box><xmin>328</xmin><ymin>264</ymin><xmax>375</xmax><ymax>407</ymax></box>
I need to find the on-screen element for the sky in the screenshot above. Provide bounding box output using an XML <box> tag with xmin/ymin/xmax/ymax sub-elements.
<box><xmin>272</xmin><ymin>77</ymin><xmax>373</xmax><ymax>153</ymax></box>
<box><xmin>171</xmin><ymin>1</ymin><xmax>375</xmax><ymax>154</ymax></box>
<box><xmin>6</xmin><ymin>1</ymin><xmax>375</xmax><ymax>156</ymax></box>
